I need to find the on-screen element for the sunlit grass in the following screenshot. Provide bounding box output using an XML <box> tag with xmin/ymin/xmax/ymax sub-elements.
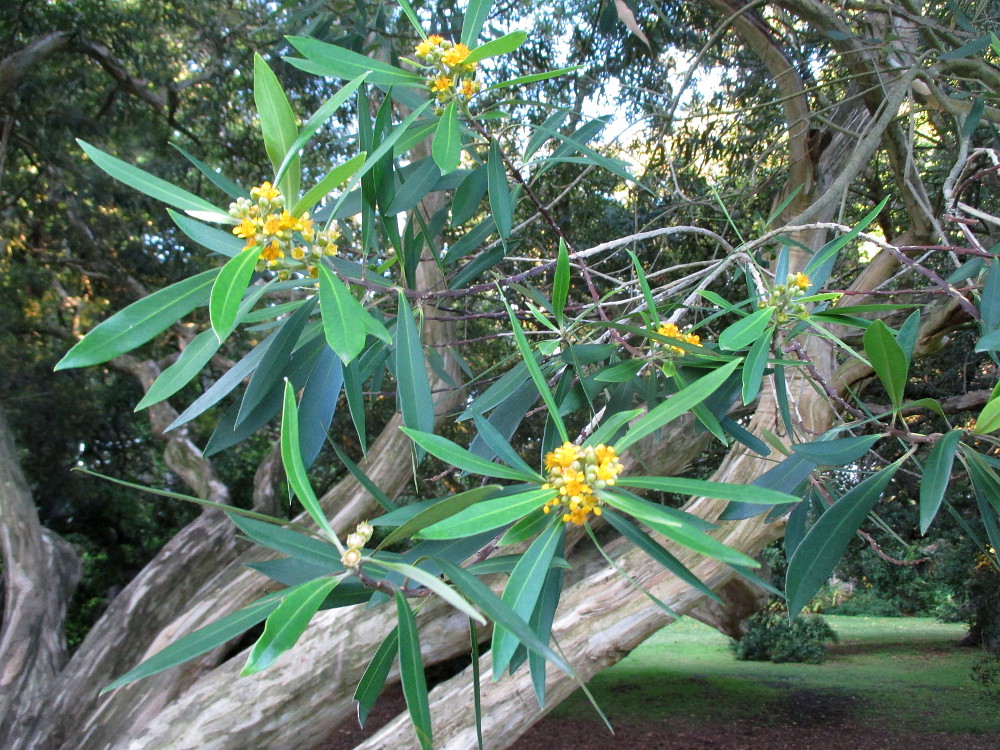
<box><xmin>551</xmin><ymin>616</ymin><xmax>995</xmax><ymax>735</ymax></box>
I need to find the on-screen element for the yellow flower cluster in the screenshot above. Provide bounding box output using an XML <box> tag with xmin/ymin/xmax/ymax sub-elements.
<box><xmin>228</xmin><ymin>182</ymin><xmax>340</xmax><ymax>279</ymax></box>
<box><xmin>656</xmin><ymin>322</ymin><xmax>702</xmax><ymax>354</ymax></box>
<box><xmin>413</xmin><ymin>35</ymin><xmax>480</xmax><ymax>104</ymax></box>
<box><xmin>758</xmin><ymin>272</ymin><xmax>812</xmax><ymax>322</ymax></box>
<box><xmin>340</xmin><ymin>520</ymin><xmax>374</xmax><ymax>569</ymax></box>
<box><xmin>542</xmin><ymin>442</ymin><xmax>624</xmax><ymax>525</ymax></box>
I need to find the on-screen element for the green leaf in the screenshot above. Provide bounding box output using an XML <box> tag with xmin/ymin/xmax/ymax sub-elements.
<box><xmin>432</xmin><ymin>102</ymin><xmax>463</xmax><ymax>175</ymax></box>
<box><xmin>461</xmin><ymin>0</ymin><xmax>494</xmax><ymax>46</ymax></box>
<box><xmin>940</xmin><ymin>33</ymin><xmax>994</xmax><ymax>59</ymax></box>
<box><xmin>135</xmin><ymin>329</ymin><xmax>222</xmax><ymax>410</ymax></box>
<box><xmin>355</xmin><ymin>628</ymin><xmax>399</xmax><ymax>727</ymax></box>
<box><xmin>285</xmin><ymin>36</ymin><xmax>424</xmax><ymax>86</ymax></box>
<box><xmin>253</xmin><ymin>54</ymin><xmax>300</xmax><ymax>201</ymax></box>
<box><xmin>864</xmin><ymin>319</ymin><xmax>908</xmax><ymax>411</ymax></box>
<box><xmin>377</xmin><ymin>485</ymin><xmax>502</xmax><ymax>549</ymax></box>
<box><xmin>418</xmin><ymin>488</ymin><xmax>552</xmax><ymax>539</ymax></box>
<box><xmin>374</xmin><ymin>560</ymin><xmax>485</xmax><ymax>624</ymax></box>
<box><xmin>210</xmin><ymin>247</ymin><xmax>262</xmax><ymax>339</ymax></box>
<box><xmin>486</xmin><ymin>66</ymin><xmax>583</xmax><ymax>92</ymax></box>
<box><xmin>920</xmin><ymin>430</ymin><xmax>963</xmax><ymax>534</ymax></box>
<box><xmin>785</xmin><ymin>459</ymin><xmax>902</xmax><ymax>617</ymax></box>
<box><xmin>718</xmin><ymin>307</ymin><xmax>774</xmax><ymax>351</ymax></box>
<box><xmin>741</xmin><ymin>326</ymin><xmax>772</xmax><ymax>404</ymax></box>
<box><xmin>451</xmin><ymin>166</ymin><xmax>488</xmax><ymax>226</ymax></box>
<box><xmin>615</xmin><ymin>359</ymin><xmax>741</xmax><ymax>452</ymax></box>
<box><xmin>402</xmin><ymin>426</ymin><xmax>541</xmax><ymax>481</ymax></box>
<box><xmin>974</xmin><ymin>394</ymin><xmax>1000</xmax><ymax>435</ymax></box>
<box><xmin>242</xmin><ymin>576</ymin><xmax>340</xmax><ymax>675</ymax></box>
<box><xmin>600</xmin><ymin>490</ymin><xmax>758</xmax><ymax>567</ymax></box>
<box><xmin>55</xmin><ymin>268</ymin><xmax>219</xmax><ymax>370</ymax></box>
<box><xmin>594</xmin><ymin>359</ymin><xmax>645</xmax><ymax>383</ymax></box>
<box><xmin>170</xmin><ymin>143</ymin><xmax>248</xmax><ymax>200</ymax></box>
<box><xmin>603</xmin><ymin>509</ymin><xmax>721</xmax><ymax>603</ymax></box>
<box><xmin>395</xmin><ymin>592</ymin><xmax>433</xmax><ymax>750</ymax></box>
<box><xmin>318</xmin><ymin>265</ymin><xmax>367</xmax><ymax>365</ymax></box>
<box><xmin>583</xmin><ymin>408</ymin><xmax>644</xmax><ymax>448</ymax></box>
<box><xmin>552</xmin><ymin>238</ymin><xmax>570</xmax><ymax>325</ymax></box>
<box><xmin>228</xmin><ymin>514</ymin><xmax>343</xmax><ymax>568</ymax></box>
<box><xmin>77</xmin><ymin>140</ymin><xmax>232</xmax><ymax>223</ymax></box>
<box><xmin>102</xmin><ymin>595</ymin><xmax>281</xmax><ymax>693</ymax></box>
<box><xmin>619</xmin><ymin>476</ymin><xmax>799</xmax><ymax>505</ymax></box>
<box><xmin>395</xmin><ymin>293</ymin><xmax>436</xmax><ymax>441</ymax></box>
<box><xmin>168</xmin><ymin>209</ymin><xmax>244</xmax><ymax>257</ymax></box>
<box><xmin>431</xmin><ymin>557</ymin><xmax>571</xmax><ymax>675</ymax></box>
<box><xmin>628</xmin><ymin>250</ymin><xmax>659</xmax><ymax>325</ymax></box>
<box><xmin>386</xmin><ymin>158</ymin><xmax>441</xmax><ymax>216</ymax></box>
<box><xmin>276</xmin><ymin>74</ymin><xmax>369</xmax><ymax>185</ymax></box>
<box><xmin>292</xmin><ymin>153</ymin><xmax>366</xmax><ymax>216</ymax></box>
<box><xmin>492</xmin><ymin>520</ymin><xmax>564</xmax><ymax>678</ymax></box>
<box><xmin>465</xmin><ymin>31</ymin><xmax>527</xmax><ymax>64</ymax></box>
<box><xmin>791</xmin><ymin>433</ymin><xmax>883</xmax><ymax>465</ymax></box>
<box><xmin>281</xmin><ymin>380</ymin><xmax>338</xmax><ymax>543</ymax></box>
<box><xmin>502</xmin><ymin>298</ymin><xmax>569</xmax><ymax>442</ymax></box>
<box><xmin>487</xmin><ymin>139</ymin><xmax>512</xmax><ymax>238</ymax></box>
<box><xmin>804</xmin><ymin>196</ymin><xmax>889</xmax><ymax>281</ymax></box>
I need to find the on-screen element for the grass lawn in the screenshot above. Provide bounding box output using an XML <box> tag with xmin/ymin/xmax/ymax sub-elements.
<box><xmin>548</xmin><ymin>615</ymin><xmax>996</xmax><ymax>736</ymax></box>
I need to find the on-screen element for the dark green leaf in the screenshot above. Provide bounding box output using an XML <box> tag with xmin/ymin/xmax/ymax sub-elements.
<box><xmin>102</xmin><ymin>595</ymin><xmax>281</xmax><ymax>693</ymax></box>
<box><xmin>488</xmin><ymin>139</ymin><xmax>512</xmax><ymax>238</ymax></box>
<box><xmin>135</xmin><ymin>329</ymin><xmax>222</xmax><ymax>411</ymax></box>
<box><xmin>293</xmin><ymin>153</ymin><xmax>366</xmax><ymax>216</ymax></box>
<box><xmin>395</xmin><ymin>293</ymin><xmax>435</xmax><ymax>444</ymax></box>
<box><xmin>396</xmin><ymin>592</ymin><xmax>433</xmax><ymax>750</ymax></box>
<box><xmin>432</xmin><ymin>102</ymin><xmax>462</xmax><ymax>175</ymax></box>
<box><xmin>786</xmin><ymin>459</ymin><xmax>902</xmax><ymax>617</ymax></box>
<box><xmin>792</xmin><ymin>433</ymin><xmax>883</xmax><ymax>465</ymax></box>
<box><xmin>168</xmin><ymin>209</ymin><xmax>243</xmax><ymax>257</ymax></box>
<box><xmin>718</xmin><ymin>307</ymin><xmax>774</xmax><ymax>351</ymax></box>
<box><xmin>210</xmin><ymin>247</ymin><xmax>262</xmax><ymax>338</ymax></box>
<box><xmin>920</xmin><ymin>430</ymin><xmax>963</xmax><ymax>534</ymax></box>
<box><xmin>619</xmin><ymin>476</ymin><xmax>798</xmax><ymax>505</ymax></box>
<box><xmin>418</xmin><ymin>488</ymin><xmax>552</xmax><ymax>539</ymax></box>
<box><xmin>253</xmin><ymin>54</ymin><xmax>300</xmax><ymax>201</ymax></box>
<box><xmin>77</xmin><ymin>140</ymin><xmax>231</xmax><ymax>223</ymax></box>
<box><xmin>55</xmin><ymin>268</ymin><xmax>219</xmax><ymax>370</ymax></box>
<box><xmin>741</xmin><ymin>326</ymin><xmax>772</xmax><ymax>404</ymax></box>
<box><xmin>285</xmin><ymin>36</ymin><xmax>423</xmax><ymax>86</ymax></box>
<box><xmin>377</xmin><ymin>485</ymin><xmax>502</xmax><ymax>549</ymax></box>
<box><xmin>318</xmin><ymin>265</ymin><xmax>367</xmax><ymax>364</ymax></box>
<box><xmin>864</xmin><ymin>319</ymin><xmax>908</xmax><ymax>410</ymax></box>
<box><xmin>355</xmin><ymin>628</ymin><xmax>399</xmax><ymax>727</ymax></box>
<box><xmin>552</xmin><ymin>238</ymin><xmax>570</xmax><ymax>325</ymax></box>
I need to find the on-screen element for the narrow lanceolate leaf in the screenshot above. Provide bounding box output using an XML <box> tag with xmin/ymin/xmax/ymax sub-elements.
<box><xmin>77</xmin><ymin>140</ymin><xmax>232</xmax><ymax>223</ymax></box>
<box><xmin>487</xmin><ymin>139</ymin><xmax>512</xmax><ymax>238</ymax></box>
<box><xmin>275</xmin><ymin>73</ymin><xmax>369</xmax><ymax>185</ymax></box>
<box><xmin>253</xmin><ymin>54</ymin><xmax>300</xmax><ymax>201</ymax></box>
<box><xmin>396</xmin><ymin>593</ymin><xmax>433</xmax><ymax>750</ymax></box>
<box><xmin>791</xmin><ymin>433</ymin><xmax>883</xmax><ymax>465</ymax></box>
<box><xmin>401</xmin><ymin>427</ymin><xmax>541</xmax><ymax>482</ymax></box>
<box><xmin>210</xmin><ymin>247</ymin><xmax>262</xmax><ymax>339</ymax></box>
<box><xmin>786</xmin><ymin>459</ymin><xmax>902</xmax><ymax>618</ymax></box>
<box><xmin>241</xmin><ymin>576</ymin><xmax>340</xmax><ymax>675</ymax></box>
<box><xmin>418</xmin><ymin>488</ymin><xmax>553</xmax><ymax>540</ymax></box>
<box><xmin>465</xmin><ymin>31</ymin><xmax>528</xmax><ymax>64</ymax></box>
<box><xmin>461</xmin><ymin>0</ymin><xmax>494</xmax><ymax>46</ymax></box>
<box><xmin>373</xmin><ymin>560</ymin><xmax>485</xmax><ymax>624</ymax></box>
<box><xmin>168</xmin><ymin>209</ymin><xmax>244</xmax><ymax>257</ymax></box>
<box><xmin>920</xmin><ymin>430</ymin><xmax>963</xmax><ymax>534</ymax></box>
<box><xmin>502</xmin><ymin>298</ymin><xmax>569</xmax><ymax>442</ymax></box>
<box><xmin>552</xmin><ymin>238</ymin><xmax>570</xmax><ymax>325</ymax></box>
<box><xmin>395</xmin><ymin>293</ymin><xmax>435</xmax><ymax>439</ymax></box>
<box><xmin>431</xmin><ymin>557</ymin><xmax>572</xmax><ymax>675</ymax></box>
<box><xmin>285</xmin><ymin>36</ymin><xmax>424</xmax><ymax>87</ymax></box>
<box><xmin>135</xmin><ymin>329</ymin><xmax>222</xmax><ymax>410</ymax></box>
<box><xmin>619</xmin><ymin>476</ymin><xmax>799</xmax><ymax>506</ymax></box>
<box><xmin>741</xmin><ymin>327</ymin><xmax>772</xmax><ymax>404</ymax></box>
<box><xmin>719</xmin><ymin>307</ymin><xmax>774</xmax><ymax>351</ymax></box>
<box><xmin>318</xmin><ymin>265</ymin><xmax>366</xmax><ymax>365</ymax></box>
<box><xmin>377</xmin><ymin>485</ymin><xmax>503</xmax><ymax>549</ymax></box>
<box><xmin>355</xmin><ymin>627</ymin><xmax>399</xmax><ymax>727</ymax></box>
<box><xmin>281</xmin><ymin>380</ymin><xmax>338</xmax><ymax>543</ymax></box>
<box><xmin>864</xmin><ymin>319</ymin><xmax>908</xmax><ymax>411</ymax></box>
<box><xmin>492</xmin><ymin>520</ymin><xmax>564</xmax><ymax>679</ymax></box>
<box><xmin>102</xmin><ymin>594</ymin><xmax>281</xmax><ymax>693</ymax></box>
<box><xmin>55</xmin><ymin>268</ymin><xmax>220</xmax><ymax>370</ymax></box>
<box><xmin>433</xmin><ymin>102</ymin><xmax>462</xmax><ymax>175</ymax></box>
<box><xmin>974</xmin><ymin>394</ymin><xmax>1000</xmax><ymax>435</ymax></box>
<box><xmin>616</xmin><ymin>359</ymin><xmax>741</xmax><ymax>452</ymax></box>
<box><xmin>292</xmin><ymin>152</ymin><xmax>366</xmax><ymax>216</ymax></box>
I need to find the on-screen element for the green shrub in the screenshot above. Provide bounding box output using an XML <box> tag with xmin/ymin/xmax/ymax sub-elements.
<box><xmin>730</xmin><ymin>609</ymin><xmax>838</xmax><ymax>664</ymax></box>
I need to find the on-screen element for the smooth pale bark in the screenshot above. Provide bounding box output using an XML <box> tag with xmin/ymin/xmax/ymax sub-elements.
<box><xmin>0</xmin><ymin>410</ymin><xmax>81</xmax><ymax>742</ymax></box>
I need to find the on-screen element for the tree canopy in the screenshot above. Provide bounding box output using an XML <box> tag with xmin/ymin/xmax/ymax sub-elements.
<box><xmin>2</xmin><ymin>0</ymin><xmax>1000</xmax><ymax>748</ymax></box>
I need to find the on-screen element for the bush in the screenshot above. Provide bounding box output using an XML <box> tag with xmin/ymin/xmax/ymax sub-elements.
<box><xmin>730</xmin><ymin>609</ymin><xmax>838</xmax><ymax>664</ymax></box>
